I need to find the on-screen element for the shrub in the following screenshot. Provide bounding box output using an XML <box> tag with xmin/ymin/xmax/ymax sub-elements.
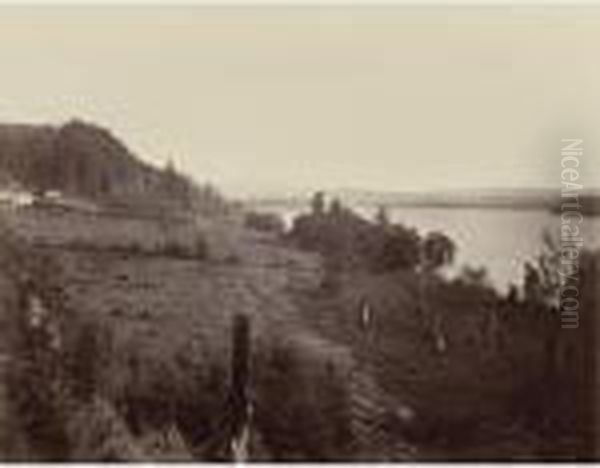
<box><xmin>254</xmin><ymin>340</ymin><xmax>352</xmax><ymax>460</ymax></box>
<box><xmin>7</xmin><ymin>263</ymin><xmax>71</xmax><ymax>459</ymax></box>
<box><xmin>158</xmin><ymin>233</ymin><xmax>208</xmax><ymax>260</ymax></box>
<box><xmin>161</xmin><ymin>240</ymin><xmax>187</xmax><ymax>258</ymax></box>
<box><xmin>289</xmin><ymin>195</ymin><xmax>422</xmax><ymax>274</ymax></box>
<box><xmin>422</xmin><ymin>231</ymin><xmax>456</xmax><ymax>271</ymax></box>
<box><xmin>62</xmin><ymin>319</ymin><xmax>113</xmax><ymax>403</ymax></box>
<box><xmin>124</xmin><ymin>240</ymin><xmax>144</xmax><ymax>256</ymax></box>
<box><xmin>368</xmin><ymin>224</ymin><xmax>421</xmax><ymax>272</ymax></box>
<box><xmin>244</xmin><ymin>211</ymin><xmax>285</xmax><ymax>234</ymax></box>
<box><xmin>193</xmin><ymin>233</ymin><xmax>209</xmax><ymax>260</ymax></box>
<box><xmin>458</xmin><ymin>265</ymin><xmax>490</xmax><ymax>288</ymax></box>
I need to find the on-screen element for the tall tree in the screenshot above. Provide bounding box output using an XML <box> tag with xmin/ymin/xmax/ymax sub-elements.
<box><xmin>375</xmin><ymin>205</ymin><xmax>390</xmax><ymax>228</ymax></box>
<box><xmin>422</xmin><ymin>231</ymin><xmax>456</xmax><ymax>271</ymax></box>
<box><xmin>310</xmin><ymin>191</ymin><xmax>325</xmax><ymax>217</ymax></box>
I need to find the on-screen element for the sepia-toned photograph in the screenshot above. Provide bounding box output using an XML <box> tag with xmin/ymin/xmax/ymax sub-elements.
<box><xmin>0</xmin><ymin>4</ymin><xmax>598</xmax><ymax>462</ymax></box>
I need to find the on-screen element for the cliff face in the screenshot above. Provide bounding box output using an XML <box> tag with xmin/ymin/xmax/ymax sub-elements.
<box><xmin>0</xmin><ymin>120</ymin><xmax>222</xmax><ymax>214</ymax></box>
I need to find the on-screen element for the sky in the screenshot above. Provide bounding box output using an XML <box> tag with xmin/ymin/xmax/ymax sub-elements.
<box><xmin>0</xmin><ymin>6</ymin><xmax>599</xmax><ymax>197</ymax></box>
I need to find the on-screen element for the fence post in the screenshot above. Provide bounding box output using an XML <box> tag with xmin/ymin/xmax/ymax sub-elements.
<box><xmin>230</xmin><ymin>313</ymin><xmax>251</xmax><ymax>462</ymax></box>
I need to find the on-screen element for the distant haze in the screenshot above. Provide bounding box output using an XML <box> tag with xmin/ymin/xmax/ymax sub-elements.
<box><xmin>1</xmin><ymin>6</ymin><xmax>599</xmax><ymax>197</ymax></box>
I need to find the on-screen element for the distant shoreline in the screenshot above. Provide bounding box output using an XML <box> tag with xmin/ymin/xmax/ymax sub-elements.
<box><xmin>246</xmin><ymin>198</ymin><xmax>600</xmax><ymax>217</ymax></box>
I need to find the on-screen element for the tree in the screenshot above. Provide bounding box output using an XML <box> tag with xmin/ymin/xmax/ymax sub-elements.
<box><xmin>460</xmin><ymin>265</ymin><xmax>489</xmax><ymax>287</ymax></box>
<box><xmin>310</xmin><ymin>191</ymin><xmax>325</xmax><ymax>217</ymax></box>
<box><xmin>522</xmin><ymin>230</ymin><xmax>562</xmax><ymax>307</ymax></box>
<box><xmin>523</xmin><ymin>261</ymin><xmax>543</xmax><ymax>305</ymax></box>
<box><xmin>372</xmin><ymin>225</ymin><xmax>421</xmax><ymax>272</ymax></box>
<box><xmin>244</xmin><ymin>212</ymin><xmax>285</xmax><ymax>234</ymax></box>
<box><xmin>418</xmin><ymin>231</ymin><xmax>456</xmax><ymax>355</ymax></box>
<box><xmin>328</xmin><ymin>198</ymin><xmax>343</xmax><ymax>217</ymax></box>
<box><xmin>375</xmin><ymin>205</ymin><xmax>390</xmax><ymax>228</ymax></box>
<box><xmin>506</xmin><ymin>283</ymin><xmax>520</xmax><ymax>304</ymax></box>
<box><xmin>422</xmin><ymin>231</ymin><xmax>456</xmax><ymax>271</ymax></box>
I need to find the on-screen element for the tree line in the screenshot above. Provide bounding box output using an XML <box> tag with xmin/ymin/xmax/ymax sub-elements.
<box><xmin>287</xmin><ymin>191</ymin><xmax>455</xmax><ymax>275</ymax></box>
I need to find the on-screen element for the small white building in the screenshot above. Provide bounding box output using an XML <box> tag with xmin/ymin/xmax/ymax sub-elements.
<box><xmin>0</xmin><ymin>186</ymin><xmax>34</xmax><ymax>208</ymax></box>
<box><xmin>36</xmin><ymin>190</ymin><xmax>99</xmax><ymax>214</ymax></box>
<box><xmin>44</xmin><ymin>190</ymin><xmax>63</xmax><ymax>201</ymax></box>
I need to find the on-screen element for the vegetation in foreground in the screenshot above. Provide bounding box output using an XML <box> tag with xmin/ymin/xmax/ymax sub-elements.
<box><xmin>0</xmin><ymin>210</ymin><xmax>352</xmax><ymax>461</ymax></box>
<box><xmin>1</xmin><ymin>188</ymin><xmax>597</xmax><ymax>461</ymax></box>
<box><xmin>285</xmin><ymin>192</ymin><xmax>598</xmax><ymax>459</ymax></box>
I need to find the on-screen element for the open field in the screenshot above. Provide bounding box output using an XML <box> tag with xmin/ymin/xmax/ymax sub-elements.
<box><xmin>0</xmin><ymin>205</ymin><xmax>410</xmax><ymax>460</ymax></box>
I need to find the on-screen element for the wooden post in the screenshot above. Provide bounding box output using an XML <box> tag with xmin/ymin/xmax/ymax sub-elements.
<box><xmin>230</xmin><ymin>313</ymin><xmax>251</xmax><ymax>462</ymax></box>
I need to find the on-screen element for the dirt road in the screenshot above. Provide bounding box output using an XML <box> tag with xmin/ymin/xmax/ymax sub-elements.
<box><xmin>207</xmin><ymin>252</ymin><xmax>417</xmax><ymax>460</ymax></box>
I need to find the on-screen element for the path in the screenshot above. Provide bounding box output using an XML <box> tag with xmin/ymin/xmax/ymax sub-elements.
<box><xmin>209</xmin><ymin>252</ymin><xmax>417</xmax><ymax>460</ymax></box>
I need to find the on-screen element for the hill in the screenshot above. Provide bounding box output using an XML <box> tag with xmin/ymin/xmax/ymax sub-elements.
<box><xmin>0</xmin><ymin>120</ymin><xmax>227</xmax><ymax>216</ymax></box>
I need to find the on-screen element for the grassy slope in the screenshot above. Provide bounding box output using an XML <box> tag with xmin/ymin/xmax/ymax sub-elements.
<box><xmin>1</xmin><ymin>204</ymin><xmax>572</xmax><ymax>460</ymax></box>
<box><xmin>297</xmin><ymin>270</ymin><xmax>548</xmax><ymax>459</ymax></box>
<box><xmin>1</xmin><ymin>205</ymin><xmax>361</xmax><ymax>460</ymax></box>
<box><xmin>0</xmin><ymin>268</ymin><xmax>31</xmax><ymax>459</ymax></box>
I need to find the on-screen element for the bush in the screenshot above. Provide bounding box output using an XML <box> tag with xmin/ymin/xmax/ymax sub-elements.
<box><xmin>244</xmin><ymin>211</ymin><xmax>285</xmax><ymax>234</ymax></box>
<box><xmin>62</xmin><ymin>319</ymin><xmax>113</xmax><ymax>403</ymax></box>
<box><xmin>7</xmin><ymin>258</ymin><xmax>72</xmax><ymax>459</ymax></box>
<box><xmin>161</xmin><ymin>240</ymin><xmax>186</xmax><ymax>258</ymax></box>
<box><xmin>368</xmin><ymin>224</ymin><xmax>421</xmax><ymax>272</ymax></box>
<box><xmin>193</xmin><ymin>234</ymin><xmax>209</xmax><ymax>260</ymax></box>
<box><xmin>123</xmin><ymin>240</ymin><xmax>144</xmax><ymax>256</ymax></box>
<box><xmin>254</xmin><ymin>340</ymin><xmax>352</xmax><ymax>460</ymax></box>
<box><xmin>288</xmin><ymin>195</ymin><xmax>422</xmax><ymax>274</ymax></box>
<box><xmin>158</xmin><ymin>233</ymin><xmax>208</xmax><ymax>260</ymax></box>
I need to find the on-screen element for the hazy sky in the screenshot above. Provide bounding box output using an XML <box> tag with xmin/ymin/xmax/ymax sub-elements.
<box><xmin>1</xmin><ymin>6</ymin><xmax>599</xmax><ymax>196</ymax></box>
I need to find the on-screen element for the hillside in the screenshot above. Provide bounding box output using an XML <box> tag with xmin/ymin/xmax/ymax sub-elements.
<box><xmin>0</xmin><ymin>120</ymin><xmax>227</xmax><ymax>216</ymax></box>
